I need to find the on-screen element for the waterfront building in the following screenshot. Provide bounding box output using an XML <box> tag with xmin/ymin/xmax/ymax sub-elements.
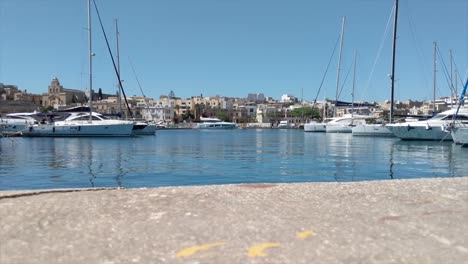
<box><xmin>141</xmin><ymin>105</ymin><xmax>173</xmax><ymax>123</ymax></box>
<box><xmin>280</xmin><ymin>94</ymin><xmax>297</xmax><ymax>103</ymax></box>
<box><xmin>41</xmin><ymin>78</ymin><xmax>87</xmax><ymax>109</ymax></box>
<box><xmin>247</xmin><ymin>93</ymin><xmax>266</xmax><ymax>103</ymax></box>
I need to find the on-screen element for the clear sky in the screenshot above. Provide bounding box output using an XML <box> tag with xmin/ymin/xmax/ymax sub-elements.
<box><xmin>1</xmin><ymin>0</ymin><xmax>467</xmax><ymax>103</ymax></box>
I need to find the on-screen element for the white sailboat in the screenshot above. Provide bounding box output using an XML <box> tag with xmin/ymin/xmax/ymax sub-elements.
<box><xmin>448</xmin><ymin>77</ymin><xmax>468</xmax><ymax>145</ymax></box>
<box><xmin>23</xmin><ymin>0</ymin><xmax>134</xmax><ymax>137</ymax></box>
<box><xmin>113</xmin><ymin>19</ymin><xmax>156</xmax><ymax>136</ymax></box>
<box><xmin>352</xmin><ymin>0</ymin><xmax>398</xmax><ymax>137</ymax></box>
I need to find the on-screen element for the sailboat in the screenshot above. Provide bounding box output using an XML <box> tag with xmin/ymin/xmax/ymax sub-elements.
<box><xmin>22</xmin><ymin>0</ymin><xmax>134</xmax><ymax>137</ymax></box>
<box><xmin>113</xmin><ymin>19</ymin><xmax>156</xmax><ymax>136</ymax></box>
<box><xmin>446</xmin><ymin>77</ymin><xmax>468</xmax><ymax>145</ymax></box>
<box><xmin>352</xmin><ymin>0</ymin><xmax>398</xmax><ymax>137</ymax></box>
<box><xmin>304</xmin><ymin>17</ymin><xmax>346</xmax><ymax>133</ymax></box>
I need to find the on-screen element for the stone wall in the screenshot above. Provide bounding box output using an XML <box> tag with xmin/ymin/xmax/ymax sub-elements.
<box><xmin>0</xmin><ymin>100</ymin><xmax>39</xmax><ymax>116</ymax></box>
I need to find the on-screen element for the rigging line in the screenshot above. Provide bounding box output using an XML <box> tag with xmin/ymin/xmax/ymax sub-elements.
<box><xmin>312</xmin><ymin>32</ymin><xmax>341</xmax><ymax>106</ymax></box>
<box><xmin>92</xmin><ymin>0</ymin><xmax>134</xmax><ymax>119</ymax></box>
<box><xmin>337</xmin><ymin>64</ymin><xmax>352</xmax><ymax>101</ymax></box>
<box><xmin>363</xmin><ymin>4</ymin><xmax>395</xmax><ymax>96</ymax></box>
<box><xmin>128</xmin><ymin>57</ymin><xmax>147</xmax><ymax>98</ymax></box>
<box><xmin>452</xmin><ymin>60</ymin><xmax>465</xmax><ymax>90</ymax></box>
<box><xmin>436</xmin><ymin>46</ymin><xmax>455</xmax><ymax>98</ymax></box>
<box><xmin>128</xmin><ymin>56</ymin><xmax>154</xmax><ymax>118</ymax></box>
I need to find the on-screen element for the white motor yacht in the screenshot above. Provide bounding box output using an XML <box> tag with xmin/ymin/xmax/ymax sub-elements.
<box><xmin>196</xmin><ymin>117</ymin><xmax>237</xmax><ymax>129</ymax></box>
<box><xmin>304</xmin><ymin>118</ymin><xmax>332</xmax><ymax>132</ymax></box>
<box><xmin>132</xmin><ymin>121</ymin><xmax>156</xmax><ymax>135</ymax></box>
<box><xmin>277</xmin><ymin>120</ymin><xmax>290</xmax><ymax>129</ymax></box>
<box><xmin>451</xmin><ymin>125</ymin><xmax>468</xmax><ymax>146</ymax></box>
<box><xmin>352</xmin><ymin>118</ymin><xmax>394</xmax><ymax>137</ymax></box>
<box><xmin>0</xmin><ymin>112</ymin><xmax>38</xmax><ymax>136</ymax></box>
<box><xmin>325</xmin><ymin>114</ymin><xmax>368</xmax><ymax>133</ymax></box>
<box><xmin>22</xmin><ymin>112</ymin><xmax>134</xmax><ymax>137</ymax></box>
<box><xmin>386</xmin><ymin>108</ymin><xmax>468</xmax><ymax>141</ymax></box>
<box><xmin>352</xmin><ymin>123</ymin><xmax>394</xmax><ymax>137</ymax></box>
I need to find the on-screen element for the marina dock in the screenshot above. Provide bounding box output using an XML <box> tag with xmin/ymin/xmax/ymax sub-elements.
<box><xmin>1</xmin><ymin>177</ymin><xmax>467</xmax><ymax>263</ymax></box>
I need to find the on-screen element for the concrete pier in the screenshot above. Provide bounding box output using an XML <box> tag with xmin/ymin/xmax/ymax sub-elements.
<box><xmin>1</xmin><ymin>177</ymin><xmax>467</xmax><ymax>264</ymax></box>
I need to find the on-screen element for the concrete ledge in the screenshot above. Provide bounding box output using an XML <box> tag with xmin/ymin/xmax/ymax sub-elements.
<box><xmin>1</xmin><ymin>177</ymin><xmax>467</xmax><ymax>263</ymax></box>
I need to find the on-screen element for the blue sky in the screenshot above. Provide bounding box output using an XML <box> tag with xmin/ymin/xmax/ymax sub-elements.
<box><xmin>1</xmin><ymin>0</ymin><xmax>467</xmax><ymax>103</ymax></box>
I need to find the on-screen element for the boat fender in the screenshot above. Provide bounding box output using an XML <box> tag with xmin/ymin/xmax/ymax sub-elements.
<box><xmin>78</xmin><ymin>126</ymin><xmax>81</xmax><ymax>131</ymax></box>
<box><xmin>53</xmin><ymin>127</ymin><xmax>55</xmax><ymax>133</ymax></box>
<box><xmin>29</xmin><ymin>126</ymin><xmax>33</xmax><ymax>132</ymax></box>
<box><xmin>425</xmin><ymin>123</ymin><xmax>432</xmax><ymax>130</ymax></box>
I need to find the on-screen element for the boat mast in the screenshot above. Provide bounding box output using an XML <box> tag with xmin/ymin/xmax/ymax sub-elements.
<box><xmin>389</xmin><ymin>0</ymin><xmax>398</xmax><ymax>124</ymax></box>
<box><xmin>88</xmin><ymin>0</ymin><xmax>93</xmax><ymax>121</ymax></box>
<box><xmin>450</xmin><ymin>49</ymin><xmax>456</xmax><ymax>104</ymax></box>
<box><xmin>352</xmin><ymin>49</ymin><xmax>357</xmax><ymax>121</ymax></box>
<box><xmin>433</xmin><ymin>42</ymin><xmax>437</xmax><ymax>112</ymax></box>
<box><xmin>115</xmin><ymin>19</ymin><xmax>123</xmax><ymax>117</ymax></box>
<box><xmin>334</xmin><ymin>16</ymin><xmax>346</xmax><ymax>117</ymax></box>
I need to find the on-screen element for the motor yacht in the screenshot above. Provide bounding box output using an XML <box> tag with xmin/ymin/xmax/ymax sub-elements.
<box><xmin>352</xmin><ymin>118</ymin><xmax>394</xmax><ymax>137</ymax></box>
<box><xmin>451</xmin><ymin>125</ymin><xmax>468</xmax><ymax>146</ymax></box>
<box><xmin>22</xmin><ymin>112</ymin><xmax>134</xmax><ymax>137</ymax></box>
<box><xmin>132</xmin><ymin>121</ymin><xmax>156</xmax><ymax>135</ymax></box>
<box><xmin>0</xmin><ymin>112</ymin><xmax>38</xmax><ymax>136</ymax></box>
<box><xmin>277</xmin><ymin>120</ymin><xmax>290</xmax><ymax>129</ymax></box>
<box><xmin>325</xmin><ymin>114</ymin><xmax>368</xmax><ymax>133</ymax></box>
<box><xmin>196</xmin><ymin>117</ymin><xmax>237</xmax><ymax>129</ymax></box>
<box><xmin>386</xmin><ymin>108</ymin><xmax>468</xmax><ymax>141</ymax></box>
<box><xmin>304</xmin><ymin>120</ymin><xmax>327</xmax><ymax>132</ymax></box>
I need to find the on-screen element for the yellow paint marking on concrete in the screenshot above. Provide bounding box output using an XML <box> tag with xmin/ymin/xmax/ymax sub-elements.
<box><xmin>176</xmin><ymin>242</ymin><xmax>225</xmax><ymax>258</ymax></box>
<box><xmin>247</xmin><ymin>243</ymin><xmax>281</xmax><ymax>257</ymax></box>
<box><xmin>296</xmin><ymin>230</ymin><xmax>315</xmax><ymax>239</ymax></box>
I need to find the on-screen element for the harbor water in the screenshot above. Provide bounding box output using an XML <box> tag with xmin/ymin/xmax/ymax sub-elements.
<box><xmin>1</xmin><ymin>129</ymin><xmax>467</xmax><ymax>190</ymax></box>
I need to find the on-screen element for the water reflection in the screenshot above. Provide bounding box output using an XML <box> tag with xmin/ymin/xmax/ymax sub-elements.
<box><xmin>1</xmin><ymin>130</ymin><xmax>467</xmax><ymax>190</ymax></box>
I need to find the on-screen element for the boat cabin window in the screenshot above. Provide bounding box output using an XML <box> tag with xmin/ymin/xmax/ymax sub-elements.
<box><xmin>73</xmin><ymin>115</ymin><xmax>102</xmax><ymax>121</ymax></box>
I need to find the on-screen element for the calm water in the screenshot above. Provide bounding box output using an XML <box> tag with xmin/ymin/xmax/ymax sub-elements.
<box><xmin>1</xmin><ymin>129</ymin><xmax>467</xmax><ymax>190</ymax></box>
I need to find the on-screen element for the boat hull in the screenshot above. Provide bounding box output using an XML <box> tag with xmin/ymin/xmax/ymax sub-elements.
<box><xmin>386</xmin><ymin>123</ymin><xmax>451</xmax><ymax>141</ymax></box>
<box><xmin>326</xmin><ymin>125</ymin><xmax>352</xmax><ymax>133</ymax></box>
<box><xmin>196</xmin><ymin>122</ymin><xmax>237</xmax><ymax>129</ymax></box>
<box><xmin>22</xmin><ymin>121</ymin><xmax>134</xmax><ymax>137</ymax></box>
<box><xmin>133</xmin><ymin>123</ymin><xmax>157</xmax><ymax>136</ymax></box>
<box><xmin>0</xmin><ymin>121</ymin><xmax>31</xmax><ymax>136</ymax></box>
<box><xmin>304</xmin><ymin>122</ymin><xmax>326</xmax><ymax>132</ymax></box>
<box><xmin>451</xmin><ymin>126</ymin><xmax>468</xmax><ymax>146</ymax></box>
<box><xmin>352</xmin><ymin>124</ymin><xmax>394</xmax><ymax>137</ymax></box>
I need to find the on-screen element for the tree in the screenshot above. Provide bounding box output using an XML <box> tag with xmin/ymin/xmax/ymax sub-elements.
<box><xmin>216</xmin><ymin>112</ymin><xmax>230</xmax><ymax>122</ymax></box>
<box><xmin>98</xmin><ymin>88</ymin><xmax>103</xmax><ymax>100</ymax></box>
<box><xmin>290</xmin><ymin>107</ymin><xmax>320</xmax><ymax>119</ymax></box>
<box><xmin>40</xmin><ymin>105</ymin><xmax>55</xmax><ymax>113</ymax></box>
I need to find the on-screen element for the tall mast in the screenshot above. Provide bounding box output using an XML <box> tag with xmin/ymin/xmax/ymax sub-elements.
<box><xmin>115</xmin><ymin>19</ymin><xmax>123</xmax><ymax>117</ymax></box>
<box><xmin>88</xmin><ymin>0</ymin><xmax>93</xmax><ymax>121</ymax></box>
<box><xmin>389</xmin><ymin>0</ymin><xmax>398</xmax><ymax>124</ymax></box>
<box><xmin>352</xmin><ymin>49</ymin><xmax>357</xmax><ymax>121</ymax></box>
<box><xmin>433</xmin><ymin>42</ymin><xmax>437</xmax><ymax>112</ymax></box>
<box><xmin>450</xmin><ymin>49</ymin><xmax>455</xmax><ymax>101</ymax></box>
<box><xmin>334</xmin><ymin>16</ymin><xmax>346</xmax><ymax>117</ymax></box>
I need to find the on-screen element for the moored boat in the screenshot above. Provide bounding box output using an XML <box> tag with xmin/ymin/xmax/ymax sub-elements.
<box><xmin>196</xmin><ymin>117</ymin><xmax>237</xmax><ymax>129</ymax></box>
<box><xmin>277</xmin><ymin>120</ymin><xmax>290</xmax><ymax>129</ymax></box>
<box><xmin>0</xmin><ymin>112</ymin><xmax>38</xmax><ymax>136</ymax></box>
<box><xmin>304</xmin><ymin>120</ymin><xmax>328</xmax><ymax>132</ymax></box>
<box><xmin>386</xmin><ymin>108</ymin><xmax>468</xmax><ymax>141</ymax></box>
<box><xmin>132</xmin><ymin>121</ymin><xmax>156</xmax><ymax>135</ymax></box>
<box><xmin>22</xmin><ymin>112</ymin><xmax>134</xmax><ymax>137</ymax></box>
<box><xmin>451</xmin><ymin>126</ymin><xmax>468</xmax><ymax>146</ymax></box>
